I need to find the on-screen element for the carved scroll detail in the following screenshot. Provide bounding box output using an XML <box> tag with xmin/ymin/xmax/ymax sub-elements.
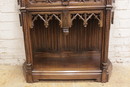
<box><xmin>70</xmin><ymin>13</ymin><xmax>103</xmax><ymax>28</ymax></box>
<box><xmin>31</xmin><ymin>14</ymin><xmax>62</xmax><ymax>28</ymax></box>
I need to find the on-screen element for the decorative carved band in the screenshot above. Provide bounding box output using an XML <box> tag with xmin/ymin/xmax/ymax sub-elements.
<box><xmin>29</xmin><ymin>0</ymin><xmax>102</xmax><ymax>3</ymax></box>
<box><xmin>30</xmin><ymin>11</ymin><xmax>103</xmax><ymax>29</ymax></box>
<box><xmin>30</xmin><ymin>0</ymin><xmax>54</xmax><ymax>3</ymax></box>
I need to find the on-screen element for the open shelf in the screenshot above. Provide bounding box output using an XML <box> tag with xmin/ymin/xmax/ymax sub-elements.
<box><xmin>33</xmin><ymin>51</ymin><xmax>101</xmax><ymax>73</ymax></box>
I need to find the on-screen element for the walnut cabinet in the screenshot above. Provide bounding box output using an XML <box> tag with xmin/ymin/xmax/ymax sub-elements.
<box><xmin>18</xmin><ymin>0</ymin><xmax>114</xmax><ymax>83</ymax></box>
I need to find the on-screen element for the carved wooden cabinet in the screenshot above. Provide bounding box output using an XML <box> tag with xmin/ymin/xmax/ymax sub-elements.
<box><xmin>18</xmin><ymin>0</ymin><xmax>114</xmax><ymax>83</ymax></box>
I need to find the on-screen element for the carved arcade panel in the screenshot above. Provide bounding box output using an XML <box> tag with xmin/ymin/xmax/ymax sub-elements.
<box><xmin>70</xmin><ymin>11</ymin><xmax>103</xmax><ymax>28</ymax></box>
<box><xmin>30</xmin><ymin>11</ymin><xmax>103</xmax><ymax>32</ymax></box>
<box><xmin>31</xmin><ymin>13</ymin><xmax>62</xmax><ymax>28</ymax></box>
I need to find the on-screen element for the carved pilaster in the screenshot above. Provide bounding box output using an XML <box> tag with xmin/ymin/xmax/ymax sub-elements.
<box><xmin>101</xmin><ymin>6</ymin><xmax>112</xmax><ymax>83</ymax></box>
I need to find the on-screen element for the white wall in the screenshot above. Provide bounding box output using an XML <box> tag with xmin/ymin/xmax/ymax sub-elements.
<box><xmin>0</xmin><ymin>0</ymin><xmax>130</xmax><ymax>65</ymax></box>
<box><xmin>0</xmin><ymin>0</ymin><xmax>26</xmax><ymax>65</ymax></box>
<box><xmin>109</xmin><ymin>0</ymin><xmax>130</xmax><ymax>63</ymax></box>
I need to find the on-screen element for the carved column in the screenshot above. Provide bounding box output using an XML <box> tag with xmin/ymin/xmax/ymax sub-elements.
<box><xmin>102</xmin><ymin>8</ymin><xmax>112</xmax><ymax>83</ymax></box>
<box><xmin>22</xmin><ymin>12</ymin><xmax>33</xmax><ymax>83</ymax></box>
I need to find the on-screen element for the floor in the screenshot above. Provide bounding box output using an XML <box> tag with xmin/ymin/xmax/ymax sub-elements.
<box><xmin>0</xmin><ymin>63</ymin><xmax>130</xmax><ymax>87</ymax></box>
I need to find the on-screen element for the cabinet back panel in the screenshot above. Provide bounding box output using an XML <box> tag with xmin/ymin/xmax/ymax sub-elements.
<box><xmin>30</xmin><ymin>17</ymin><xmax>102</xmax><ymax>53</ymax></box>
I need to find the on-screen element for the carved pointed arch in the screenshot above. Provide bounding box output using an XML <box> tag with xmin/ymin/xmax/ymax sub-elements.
<box><xmin>70</xmin><ymin>11</ymin><xmax>103</xmax><ymax>28</ymax></box>
<box><xmin>30</xmin><ymin>13</ymin><xmax>62</xmax><ymax>28</ymax></box>
<box><xmin>29</xmin><ymin>11</ymin><xmax>103</xmax><ymax>29</ymax></box>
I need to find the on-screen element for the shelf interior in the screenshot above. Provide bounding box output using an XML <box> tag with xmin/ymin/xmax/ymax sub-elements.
<box><xmin>33</xmin><ymin>51</ymin><xmax>101</xmax><ymax>72</ymax></box>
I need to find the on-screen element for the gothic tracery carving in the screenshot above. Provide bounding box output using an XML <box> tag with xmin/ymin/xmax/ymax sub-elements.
<box><xmin>31</xmin><ymin>14</ymin><xmax>62</xmax><ymax>28</ymax></box>
<box><xmin>30</xmin><ymin>12</ymin><xmax>103</xmax><ymax>29</ymax></box>
<box><xmin>70</xmin><ymin>13</ymin><xmax>103</xmax><ymax>28</ymax></box>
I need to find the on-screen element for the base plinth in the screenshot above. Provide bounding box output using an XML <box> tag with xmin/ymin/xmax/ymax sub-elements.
<box><xmin>23</xmin><ymin>59</ymin><xmax>112</xmax><ymax>83</ymax></box>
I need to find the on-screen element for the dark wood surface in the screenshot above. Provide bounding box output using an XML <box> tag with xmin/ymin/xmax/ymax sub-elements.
<box><xmin>33</xmin><ymin>51</ymin><xmax>101</xmax><ymax>71</ymax></box>
<box><xmin>19</xmin><ymin>0</ymin><xmax>114</xmax><ymax>83</ymax></box>
<box><xmin>31</xmin><ymin>17</ymin><xmax>102</xmax><ymax>52</ymax></box>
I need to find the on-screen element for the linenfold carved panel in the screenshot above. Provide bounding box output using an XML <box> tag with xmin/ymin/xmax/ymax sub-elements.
<box><xmin>30</xmin><ymin>11</ymin><xmax>103</xmax><ymax>29</ymax></box>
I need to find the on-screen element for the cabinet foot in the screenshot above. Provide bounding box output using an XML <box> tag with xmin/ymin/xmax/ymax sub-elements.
<box><xmin>101</xmin><ymin>60</ymin><xmax>112</xmax><ymax>83</ymax></box>
<box><xmin>23</xmin><ymin>62</ymin><xmax>33</xmax><ymax>83</ymax></box>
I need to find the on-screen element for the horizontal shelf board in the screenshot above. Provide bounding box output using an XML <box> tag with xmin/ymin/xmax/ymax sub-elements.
<box><xmin>33</xmin><ymin>51</ymin><xmax>101</xmax><ymax>72</ymax></box>
<box><xmin>32</xmin><ymin>72</ymin><xmax>102</xmax><ymax>75</ymax></box>
<box><xmin>32</xmin><ymin>70</ymin><xmax>102</xmax><ymax>73</ymax></box>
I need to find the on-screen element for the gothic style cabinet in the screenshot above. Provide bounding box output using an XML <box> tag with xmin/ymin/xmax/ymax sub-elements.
<box><xmin>18</xmin><ymin>0</ymin><xmax>114</xmax><ymax>83</ymax></box>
